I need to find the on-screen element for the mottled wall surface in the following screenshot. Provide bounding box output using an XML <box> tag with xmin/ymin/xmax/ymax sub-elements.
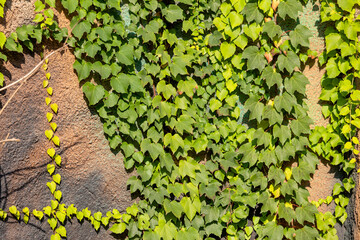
<box><xmin>0</xmin><ymin>1</ymin><xmax>358</xmax><ymax>239</ymax></box>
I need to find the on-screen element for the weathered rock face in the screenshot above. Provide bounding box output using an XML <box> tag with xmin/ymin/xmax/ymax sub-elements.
<box><xmin>0</xmin><ymin>1</ymin><xmax>133</xmax><ymax>239</ymax></box>
<box><xmin>0</xmin><ymin>1</ymin><xmax>358</xmax><ymax>239</ymax></box>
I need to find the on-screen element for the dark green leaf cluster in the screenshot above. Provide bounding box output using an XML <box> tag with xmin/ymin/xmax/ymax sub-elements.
<box><xmin>63</xmin><ymin>0</ymin><xmax>324</xmax><ymax>238</ymax></box>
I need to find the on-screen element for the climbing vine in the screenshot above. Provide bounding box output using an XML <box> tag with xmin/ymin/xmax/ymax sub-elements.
<box><xmin>0</xmin><ymin>0</ymin><xmax>358</xmax><ymax>239</ymax></box>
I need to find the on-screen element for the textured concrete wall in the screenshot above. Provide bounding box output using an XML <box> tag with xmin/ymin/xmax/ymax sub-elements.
<box><xmin>0</xmin><ymin>1</ymin><xmax>133</xmax><ymax>239</ymax></box>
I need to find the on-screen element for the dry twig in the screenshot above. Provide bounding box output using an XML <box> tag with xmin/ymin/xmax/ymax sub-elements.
<box><xmin>0</xmin><ymin>138</ymin><xmax>20</xmax><ymax>144</ymax></box>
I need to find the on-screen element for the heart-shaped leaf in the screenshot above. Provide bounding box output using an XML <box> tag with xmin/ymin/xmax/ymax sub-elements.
<box><xmin>47</xmin><ymin>112</ymin><xmax>53</xmax><ymax>122</ymax></box>
<box><xmin>52</xmin><ymin>135</ymin><xmax>60</xmax><ymax>146</ymax></box>
<box><xmin>51</xmin><ymin>200</ymin><xmax>58</xmax><ymax>210</ymax></box>
<box><xmin>47</xmin><ymin>87</ymin><xmax>53</xmax><ymax>96</ymax></box>
<box><xmin>54</xmin><ymin>190</ymin><xmax>62</xmax><ymax>201</ymax></box>
<box><xmin>54</xmin><ymin>155</ymin><xmax>61</xmax><ymax>166</ymax></box>
<box><xmin>56</xmin><ymin>226</ymin><xmax>67</xmax><ymax>238</ymax></box>
<box><xmin>43</xmin><ymin>206</ymin><xmax>52</xmax><ymax>216</ymax></box>
<box><xmin>45</xmin><ymin>129</ymin><xmax>54</xmax><ymax>140</ymax></box>
<box><xmin>46</xmin><ymin>73</ymin><xmax>51</xmax><ymax>80</ymax></box>
<box><xmin>43</xmin><ymin>80</ymin><xmax>49</xmax><ymax>88</ymax></box>
<box><xmin>51</xmin><ymin>103</ymin><xmax>58</xmax><ymax>114</ymax></box>
<box><xmin>50</xmin><ymin>122</ymin><xmax>57</xmax><ymax>131</ymax></box>
<box><xmin>220</xmin><ymin>42</ymin><xmax>236</xmax><ymax>60</ymax></box>
<box><xmin>226</xmin><ymin>80</ymin><xmax>237</xmax><ymax>93</ymax></box>
<box><xmin>51</xmin><ymin>233</ymin><xmax>61</xmax><ymax>240</ymax></box>
<box><xmin>47</xmin><ymin>164</ymin><xmax>55</xmax><ymax>175</ymax></box>
<box><xmin>47</xmin><ymin>181</ymin><xmax>56</xmax><ymax>194</ymax></box>
<box><xmin>47</xmin><ymin>148</ymin><xmax>55</xmax><ymax>158</ymax></box>
<box><xmin>48</xmin><ymin>217</ymin><xmax>58</xmax><ymax>230</ymax></box>
<box><xmin>45</xmin><ymin>97</ymin><xmax>51</xmax><ymax>105</ymax></box>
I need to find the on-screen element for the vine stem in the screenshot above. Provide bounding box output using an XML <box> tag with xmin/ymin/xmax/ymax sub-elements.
<box><xmin>0</xmin><ymin>132</ymin><xmax>10</xmax><ymax>153</ymax></box>
<box><xmin>0</xmin><ymin>44</ymin><xmax>68</xmax><ymax>117</ymax></box>
<box><xmin>0</xmin><ymin>45</ymin><xmax>67</xmax><ymax>93</ymax></box>
<box><xmin>0</xmin><ymin>138</ymin><xmax>20</xmax><ymax>143</ymax></box>
<box><xmin>0</xmin><ymin>79</ymin><xmax>26</xmax><ymax>117</ymax></box>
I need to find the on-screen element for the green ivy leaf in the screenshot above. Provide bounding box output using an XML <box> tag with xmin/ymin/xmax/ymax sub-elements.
<box><xmin>180</xmin><ymin>197</ymin><xmax>197</xmax><ymax>221</ymax></box>
<box><xmin>262</xmin><ymin>221</ymin><xmax>284</xmax><ymax>239</ymax></box>
<box><xmin>220</xmin><ymin>42</ymin><xmax>236</xmax><ymax>60</ymax></box>
<box><xmin>284</xmin><ymin>72</ymin><xmax>309</xmax><ymax>95</ymax></box>
<box><xmin>242</xmin><ymin>46</ymin><xmax>266</xmax><ymax>71</ymax></box>
<box><xmin>243</xmin><ymin>3</ymin><xmax>264</xmax><ymax>23</ymax></box>
<box><xmin>273</xmin><ymin>124</ymin><xmax>291</xmax><ymax>145</ymax></box>
<box><xmin>279</xmin><ymin>202</ymin><xmax>295</xmax><ymax>223</ymax></box>
<box><xmin>154</xmin><ymin>214</ymin><xmax>177</xmax><ymax>240</ymax></box>
<box><xmin>110</xmin><ymin>222</ymin><xmax>126</xmax><ymax>234</ymax></box>
<box><xmin>61</xmin><ymin>0</ymin><xmax>78</xmax><ymax>14</ymax></box>
<box><xmin>82</xmin><ymin>82</ymin><xmax>105</xmax><ymax>105</ymax></box>
<box><xmin>84</xmin><ymin>42</ymin><xmax>101</xmax><ymax>58</ymax></box>
<box><xmin>325</xmin><ymin>33</ymin><xmax>343</xmax><ymax>53</ymax></box>
<box><xmin>338</xmin><ymin>0</ymin><xmax>356</xmax><ymax>12</ymax></box>
<box><xmin>157</xmin><ymin>81</ymin><xmax>177</xmax><ymax>100</ymax></box>
<box><xmin>56</xmin><ymin>226</ymin><xmax>67</xmax><ymax>238</ymax></box>
<box><xmin>278</xmin><ymin>0</ymin><xmax>302</xmax><ymax>20</ymax></box>
<box><xmin>116</xmin><ymin>44</ymin><xmax>134</xmax><ymax>66</ymax></box>
<box><xmin>295</xmin><ymin>226</ymin><xmax>319</xmax><ymax>240</ymax></box>
<box><xmin>72</xmin><ymin>20</ymin><xmax>91</xmax><ymax>39</ymax></box>
<box><xmin>179</xmin><ymin>158</ymin><xmax>200</xmax><ymax>179</ymax></box>
<box><xmin>263</xmin><ymin>21</ymin><xmax>282</xmax><ymax>40</ymax></box>
<box><xmin>261</xmin><ymin>66</ymin><xmax>282</xmax><ymax>87</ymax></box>
<box><xmin>73</xmin><ymin>60</ymin><xmax>92</xmax><ymax>81</ymax></box>
<box><xmin>290</xmin><ymin>116</ymin><xmax>311</xmax><ymax>136</ymax></box>
<box><xmin>163</xmin><ymin>5</ymin><xmax>183</xmax><ymax>23</ymax></box>
<box><xmin>193</xmin><ymin>134</ymin><xmax>208</xmax><ymax>153</ymax></box>
<box><xmin>277</xmin><ymin>51</ymin><xmax>300</xmax><ymax>73</ymax></box>
<box><xmin>45</xmin><ymin>0</ymin><xmax>56</xmax><ymax>7</ymax></box>
<box><xmin>170</xmin><ymin>56</ymin><xmax>189</xmax><ymax>77</ymax></box>
<box><xmin>295</xmin><ymin>204</ymin><xmax>317</xmax><ymax>225</ymax></box>
<box><xmin>289</xmin><ymin>25</ymin><xmax>312</xmax><ymax>48</ymax></box>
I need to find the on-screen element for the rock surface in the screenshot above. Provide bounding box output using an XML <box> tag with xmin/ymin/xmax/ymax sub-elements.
<box><xmin>0</xmin><ymin>1</ymin><xmax>133</xmax><ymax>239</ymax></box>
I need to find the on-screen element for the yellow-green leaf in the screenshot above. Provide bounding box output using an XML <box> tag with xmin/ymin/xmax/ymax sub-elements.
<box><xmin>344</xmin><ymin>142</ymin><xmax>352</xmax><ymax>150</ymax></box>
<box><xmin>50</xmin><ymin>122</ymin><xmax>57</xmax><ymax>131</ymax></box>
<box><xmin>9</xmin><ymin>206</ymin><xmax>19</xmax><ymax>219</ymax></box>
<box><xmin>47</xmin><ymin>164</ymin><xmax>55</xmax><ymax>175</ymax></box>
<box><xmin>45</xmin><ymin>129</ymin><xmax>54</xmax><ymax>140</ymax></box>
<box><xmin>342</xmin><ymin>124</ymin><xmax>351</xmax><ymax>134</ymax></box>
<box><xmin>51</xmin><ymin>233</ymin><xmax>61</xmax><ymax>240</ymax></box>
<box><xmin>284</xmin><ymin>167</ymin><xmax>292</xmax><ymax>180</ymax></box>
<box><xmin>43</xmin><ymin>80</ymin><xmax>49</xmax><ymax>88</ymax></box>
<box><xmin>47</xmin><ymin>181</ymin><xmax>56</xmax><ymax>194</ymax></box>
<box><xmin>46</xmin><ymin>97</ymin><xmax>51</xmax><ymax>105</ymax></box>
<box><xmin>47</xmin><ymin>148</ymin><xmax>56</xmax><ymax>158</ymax></box>
<box><xmin>56</xmin><ymin>226</ymin><xmax>67</xmax><ymax>238</ymax></box>
<box><xmin>54</xmin><ymin>155</ymin><xmax>61</xmax><ymax>166</ymax></box>
<box><xmin>47</xmin><ymin>112</ymin><xmax>53</xmax><ymax>122</ymax></box>
<box><xmin>226</xmin><ymin>80</ymin><xmax>237</xmax><ymax>93</ymax></box>
<box><xmin>46</xmin><ymin>72</ymin><xmax>51</xmax><ymax>79</ymax></box>
<box><xmin>23</xmin><ymin>207</ymin><xmax>30</xmax><ymax>216</ymax></box>
<box><xmin>51</xmin><ymin>103</ymin><xmax>58</xmax><ymax>114</ymax></box>
<box><xmin>53</xmin><ymin>174</ymin><xmax>61</xmax><ymax>184</ymax></box>
<box><xmin>47</xmin><ymin>87</ymin><xmax>53</xmax><ymax>96</ymax></box>
<box><xmin>52</xmin><ymin>135</ymin><xmax>60</xmax><ymax>146</ymax></box>
<box><xmin>54</xmin><ymin>190</ymin><xmax>62</xmax><ymax>201</ymax></box>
